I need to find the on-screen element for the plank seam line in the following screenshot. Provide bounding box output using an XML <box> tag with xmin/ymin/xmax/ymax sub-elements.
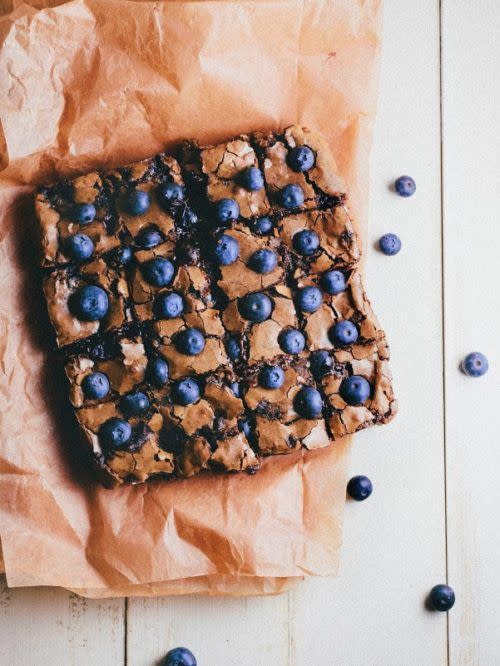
<box><xmin>438</xmin><ymin>1</ymin><xmax>451</xmax><ymax>664</ymax></box>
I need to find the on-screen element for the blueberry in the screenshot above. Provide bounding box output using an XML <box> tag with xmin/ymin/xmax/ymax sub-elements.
<box><xmin>238</xmin><ymin>292</ymin><xmax>273</xmax><ymax>322</ymax></box>
<box><xmin>226</xmin><ymin>336</ymin><xmax>241</xmax><ymax>361</ymax></box>
<box><xmin>71</xmin><ymin>203</ymin><xmax>96</xmax><ymax>224</ymax></box>
<box><xmin>310</xmin><ymin>350</ymin><xmax>333</xmax><ymax>378</ymax></box>
<box><xmin>70</xmin><ymin>285</ymin><xmax>109</xmax><ymax>321</ymax></box>
<box><xmin>64</xmin><ymin>233</ymin><xmax>94</xmax><ymax>262</ymax></box>
<box><xmin>81</xmin><ymin>372</ymin><xmax>110</xmax><ymax>400</ymax></box>
<box><xmin>240</xmin><ymin>166</ymin><xmax>264</xmax><ymax>191</ymax></box>
<box><xmin>158</xmin><ymin>182</ymin><xmax>184</xmax><ymax>204</ymax></box>
<box><xmin>339</xmin><ymin>375</ymin><xmax>371</xmax><ymax>405</ymax></box>
<box><xmin>395</xmin><ymin>175</ymin><xmax>416</xmax><ymax>197</ymax></box>
<box><xmin>172</xmin><ymin>378</ymin><xmax>200</xmax><ymax>406</ymax></box>
<box><xmin>428</xmin><ymin>584</ymin><xmax>455</xmax><ymax>612</ymax></box>
<box><xmin>99</xmin><ymin>418</ymin><xmax>132</xmax><ymax>450</ymax></box>
<box><xmin>322</xmin><ymin>270</ymin><xmax>346</xmax><ymax>295</ymax></box>
<box><xmin>288</xmin><ymin>145</ymin><xmax>315</xmax><ymax>172</ymax></box>
<box><xmin>215</xmin><ymin>198</ymin><xmax>239</xmax><ymax>224</ymax></box>
<box><xmin>292</xmin><ymin>229</ymin><xmax>320</xmax><ymax>256</ymax></box>
<box><xmin>120</xmin><ymin>391</ymin><xmax>150</xmax><ymax>417</ymax></box>
<box><xmin>155</xmin><ymin>292</ymin><xmax>184</xmax><ymax>319</ymax></box>
<box><xmin>147</xmin><ymin>357</ymin><xmax>169</xmax><ymax>387</ymax></box>
<box><xmin>182</xmin><ymin>209</ymin><xmax>198</xmax><ymax>227</ymax></box>
<box><xmin>251</xmin><ymin>216</ymin><xmax>273</xmax><ymax>235</ymax></box>
<box><xmin>163</xmin><ymin>647</ymin><xmax>197</xmax><ymax>666</ymax></box>
<box><xmin>114</xmin><ymin>245</ymin><xmax>133</xmax><ymax>265</ymax></box>
<box><xmin>230</xmin><ymin>381</ymin><xmax>240</xmax><ymax>397</ymax></box>
<box><xmin>141</xmin><ymin>257</ymin><xmax>175</xmax><ymax>287</ymax></box>
<box><xmin>175</xmin><ymin>328</ymin><xmax>205</xmax><ymax>356</ymax></box>
<box><xmin>124</xmin><ymin>190</ymin><xmax>150</xmax><ymax>216</ymax></box>
<box><xmin>214</xmin><ymin>234</ymin><xmax>239</xmax><ymax>266</ymax></box>
<box><xmin>259</xmin><ymin>365</ymin><xmax>285</xmax><ymax>389</ymax></box>
<box><xmin>136</xmin><ymin>228</ymin><xmax>164</xmax><ymax>249</ymax></box>
<box><xmin>238</xmin><ymin>418</ymin><xmax>251</xmax><ymax>437</ymax></box>
<box><xmin>379</xmin><ymin>233</ymin><xmax>402</xmax><ymax>256</ymax></box>
<box><xmin>248</xmin><ymin>249</ymin><xmax>278</xmax><ymax>274</ymax></box>
<box><xmin>347</xmin><ymin>475</ymin><xmax>373</xmax><ymax>501</ymax></box>
<box><xmin>293</xmin><ymin>386</ymin><xmax>323</xmax><ymax>419</ymax></box>
<box><xmin>461</xmin><ymin>352</ymin><xmax>489</xmax><ymax>377</ymax></box>
<box><xmin>279</xmin><ymin>328</ymin><xmax>305</xmax><ymax>354</ymax></box>
<box><xmin>296</xmin><ymin>286</ymin><xmax>323</xmax><ymax>313</ymax></box>
<box><xmin>330</xmin><ymin>320</ymin><xmax>359</xmax><ymax>346</ymax></box>
<box><xmin>281</xmin><ymin>183</ymin><xmax>305</xmax><ymax>209</ymax></box>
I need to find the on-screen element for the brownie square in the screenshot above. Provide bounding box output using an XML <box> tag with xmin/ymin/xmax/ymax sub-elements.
<box><xmin>243</xmin><ymin>359</ymin><xmax>330</xmax><ymax>455</ymax></box>
<box><xmin>36</xmin><ymin>172</ymin><xmax>121</xmax><ymax>268</ymax></box>
<box><xmin>43</xmin><ymin>258</ymin><xmax>132</xmax><ymax>348</ymax></box>
<box><xmin>316</xmin><ymin>338</ymin><xmax>397</xmax><ymax>439</ymax></box>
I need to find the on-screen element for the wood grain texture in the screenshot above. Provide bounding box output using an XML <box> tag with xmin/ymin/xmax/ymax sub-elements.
<box><xmin>441</xmin><ymin>2</ymin><xmax>500</xmax><ymax>664</ymax></box>
<box><xmin>0</xmin><ymin>576</ymin><xmax>125</xmax><ymax>666</ymax></box>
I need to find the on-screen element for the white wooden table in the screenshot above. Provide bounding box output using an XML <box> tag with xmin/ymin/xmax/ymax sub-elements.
<box><xmin>1</xmin><ymin>2</ymin><xmax>499</xmax><ymax>664</ymax></box>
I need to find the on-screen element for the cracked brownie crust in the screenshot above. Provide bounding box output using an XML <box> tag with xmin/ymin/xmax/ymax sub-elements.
<box><xmin>36</xmin><ymin>125</ymin><xmax>396</xmax><ymax>487</ymax></box>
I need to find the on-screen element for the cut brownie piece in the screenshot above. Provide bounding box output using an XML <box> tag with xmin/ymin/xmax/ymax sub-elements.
<box><xmin>314</xmin><ymin>338</ymin><xmax>397</xmax><ymax>440</ymax></box>
<box><xmin>252</xmin><ymin>125</ymin><xmax>347</xmax><ymax>214</ymax></box>
<box><xmin>149</xmin><ymin>265</ymin><xmax>229</xmax><ymax>379</ymax></box>
<box><xmin>128</xmin><ymin>239</ymin><xmax>176</xmax><ymax>321</ymax></box>
<box><xmin>180</xmin><ymin>136</ymin><xmax>271</xmax><ymax>221</ymax></box>
<box><xmin>43</xmin><ymin>258</ymin><xmax>132</xmax><ymax>348</ymax></box>
<box><xmin>221</xmin><ymin>285</ymin><xmax>304</xmax><ymax>366</ymax></box>
<box><xmin>243</xmin><ymin>359</ymin><xmax>330</xmax><ymax>455</ymax></box>
<box><xmin>65</xmin><ymin>334</ymin><xmax>148</xmax><ymax>408</ymax></box>
<box><xmin>36</xmin><ymin>172</ymin><xmax>121</xmax><ymax>267</ymax></box>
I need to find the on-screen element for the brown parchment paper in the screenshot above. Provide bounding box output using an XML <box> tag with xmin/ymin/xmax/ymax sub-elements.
<box><xmin>0</xmin><ymin>0</ymin><xmax>382</xmax><ymax>597</ymax></box>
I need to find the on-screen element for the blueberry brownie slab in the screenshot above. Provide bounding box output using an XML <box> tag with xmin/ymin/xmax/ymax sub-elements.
<box><xmin>36</xmin><ymin>127</ymin><xmax>397</xmax><ymax>487</ymax></box>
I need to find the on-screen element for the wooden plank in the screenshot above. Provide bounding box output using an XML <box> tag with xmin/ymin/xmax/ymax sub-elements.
<box><xmin>0</xmin><ymin>576</ymin><xmax>125</xmax><ymax>666</ymax></box>
<box><xmin>441</xmin><ymin>2</ymin><xmax>500</xmax><ymax>664</ymax></box>
<box><xmin>290</xmin><ymin>1</ymin><xmax>448</xmax><ymax>664</ymax></box>
<box><xmin>126</xmin><ymin>593</ymin><xmax>289</xmax><ymax>666</ymax></box>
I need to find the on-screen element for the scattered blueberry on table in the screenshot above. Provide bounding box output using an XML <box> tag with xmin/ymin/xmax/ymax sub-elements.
<box><xmin>99</xmin><ymin>418</ymin><xmax>132</xmax><ymax>450</ymax></box>
<box><xmin>172</xmin><ymin>378</ymin><xmax>201</xmax><ymax>406</ymax></box>
<box><xmin>321</xmin><ymin>269</ymin><xmax>346</xmax><ymax>295</ymax></box>
<box><xmin>159</xmin><ymin>182</ymin><xmax>184</xmax><ymax>204</ymax></box>
<box><xmin>174</xmin><ymin>327</ymin><xmax>206</xmax><ymax>356</ymax></box>
<box><xmin>141</xmin><ymin>257</ymin><xmax>175</xmax><ymax>287</ymax></box>
<box><xmin>394</xmin><ymin>175</ymin><xmax>416</xmax><ymax>197</ymax></box>
<box><xmin>379</xmin><ymin>233</ymin><xmax>402</xmax><ymax>256</ymax></box>
<box><xmin>259</xmin><ymin>365</ymin><xmax>285</xmax><ymax>389</ymax></box>
<box><xmin>428</xmin><ymin>584</ymin><xmax>455</xmax><ymax>612</ymax></box>
<box><xmin>347</xmin><ymin>475</ymin><xmax>373</xmax><ymax>501</ymax></box>
<box><xmin>120</xmin><ymin>391</ymin><xmax>150</xmax><ymax>417</ymax></box>
<box><xmin>70</xmin><ymin>285</ymin><xmax>109</xmax><ymax>321</ymax></box>
<box><xmin>240</xmin><ymin>166</ymin><xmax>264</xmax><ymax>191</ymax></box>
<box><xmin>64</xmin><ymin>233</ymin><xmax>94</xmax><ymax>262</ymax></box>
<box><xmin>136</xmin><ymin>227</ymin><xmax>164</xmax><ymax>249</ymax></box>
<box><xmin>147</xmin><ymin>357</ymin><xmax>169</xmax><ymax>387</ymax></box>
<box><xmin>281</xmin><ymin>183</ymin><xmax>305</xmax><ymax>209</ymax></box>
<box><xmin>155</xmin><ymin>292</ymin><xmax>185</xmax><ymax>319</ymax></box>
<box><xmin>296</xmin><ymin>286</ymin><xmax>323</xmax><ymax>313</ymax></box>
<box><xmin>214</xmin><ymin>234</ymin><xmax>240</xmax><ymax>266</ymax></box>
<box><xmin>293</xmin><ymin>229</ymin><xmax>319</xmax><ymax>256</ymax></box>
<box><xmin>124</xmin><ymin>189</ymin><xmax>151</xmax><ymax>216</ymax></box>
<box><xmin>340</xmin><ymin>375</ymin><xmax>371</xmax><ymax>405</ymax></box>
<box><xmin>288</xmin><ymin>145</ymin><xmax>315</xmax><ymax>172</ymax></box>
<box><xmin>251</xmin><ymin>216</ymin><xmax>273</xmax><ymax>235</ymax></box>
<box><xmin>279</xmin><ymin>328</ymin><xmax>306</xmax><ymax>354</ymax></box>
<box><xmin>81</xmin><ymin>372</ymin><xmax>110</xmax><ymax>400</ymax></box>
<box><xmin>238</xmin><ymin>292</ymin><xmax>273</xmax><ymax>322</ymax></box>
<box><xmin>330</xmin><ymin>320</ymin><xmax>359</xmax><ymax>346</ymax></box>
<box><xmin>71</xmin><ymin>203</ymin><xmax>96</xmax><ymax>224</ymax></box>
<box><xmin>216</xmin><ymin>198</ymin><xmax>240</xmax><ymax>224</ymax></box>
<box><xmin>248</xmin><ymin>248</ymin><xmax>277</xmax><ymax>274</ymax></box>
<box><xmin>461</xmin><ymin>352</ymin><xmax>489</xmax><ymax>377</ymax></box>
<box><xmin>293</xmin><ymin>386</ymin><xmax>324</xmax><ymax>419</ymax></box>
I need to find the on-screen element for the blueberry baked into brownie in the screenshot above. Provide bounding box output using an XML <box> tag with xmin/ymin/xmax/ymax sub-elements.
<box><xmin>36</xmin><ymin>125</ymin><xmax>397</xmax><ymax>487</ymax></box>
